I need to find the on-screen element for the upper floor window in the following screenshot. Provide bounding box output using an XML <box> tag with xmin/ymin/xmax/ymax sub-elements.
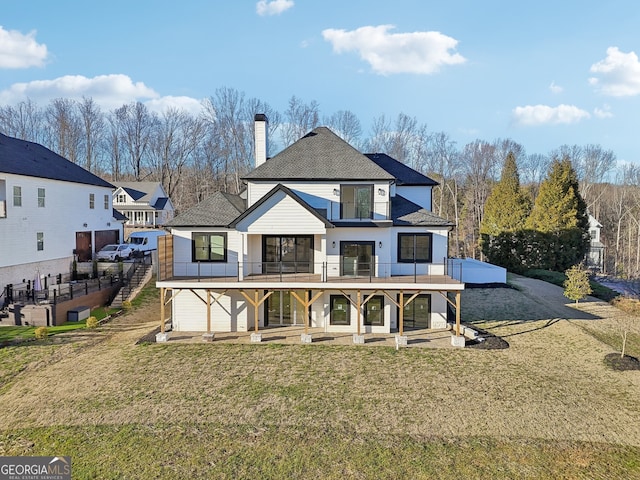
<box><xmin>36</xmin><ymin>232</ymin><xmax>44</xmax><ymax>251</ymax></box>
<box><xmin>37</xmin><ymin>188</ymin><xmax>45</xmax><ymax>207</ymax></box>
<box><xmin>341</xmin><ymin>185</ymin><xmax>373</xmax><ymax>219</ymax></box>
<box><xmin>89</xmin><ymin>193</ymin><xmax>95</xmax><ymax>209</ymax></box>
<box><xmin>13</xmin><ymin>186</ymin><xmax>22</xmax><ymax>207</ymax></box>
<box><xmin>398</xmin><ymin>233</ymin><xmax>432</xmax><ymax>263</ymax></box>
<box><xmin>192</xmin><ymin>232</ymin><xmax>227</xmax><ymax>262</ymax></box>
<box><xmin>104</xmin><ymin>194</ymin><xmax>109</xmax><ymax>209</ymax></box>
<box><xmin>117</xmin><ymin>194</ymin><xmax>126</xmax><ymax>203</ymax></box>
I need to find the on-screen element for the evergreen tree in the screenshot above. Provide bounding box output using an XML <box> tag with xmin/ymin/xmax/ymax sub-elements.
<box><xmin>526</xmin><ymin>157</ymin><xmax>590</xmax><ymax>270</ymax></box>
<box><xmin>481</xmin><ymin>152</ymin><xmax>531</xmax><ymax>236</ymax></box>
<box><xmin>480</xmin><ymin>152</ymin><xmax>531</xmax><ymax>266</ymax></box>
<box><xmin>563</xmin><ymin>264</ymin><xmax>592</xmax><ymax>303</ymax></box>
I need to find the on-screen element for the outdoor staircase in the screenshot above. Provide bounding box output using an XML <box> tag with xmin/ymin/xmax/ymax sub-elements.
<box><xmin>110</xmin><ymin>262</ymin><xmax>152</xmax><ymax>309</ymax></box>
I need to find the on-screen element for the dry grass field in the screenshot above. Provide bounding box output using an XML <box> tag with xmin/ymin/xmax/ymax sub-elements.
<box><xmin>0</xmin><ymin>276</ymin><xmax>639</xmax><ymax>479</ymax></box>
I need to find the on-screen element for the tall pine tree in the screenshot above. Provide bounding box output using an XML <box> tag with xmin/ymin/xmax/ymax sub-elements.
<box><xmin>480</xmin><ymin>152</ymin><xmax>531</xmax><ymax>269</ymax></box>
<box><xmin>481</xmin><ymin>152</ymin><xmax>531</xmax><ymax>236</ymax></box>
<box><xmin>526</xmin><ymin>157</ymin><xmax>589</xmax><ymax>270</ymax></box>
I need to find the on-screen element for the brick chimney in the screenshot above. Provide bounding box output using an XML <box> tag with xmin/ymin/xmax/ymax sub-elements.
<box><xmin>254</xmin><ymin>114</ymin><xmax>268</xmax><ymax>168</ymax></box>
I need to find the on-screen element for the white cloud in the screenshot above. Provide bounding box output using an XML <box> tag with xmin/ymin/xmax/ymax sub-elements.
<box><xmin>512</xmin><ymin>104</ymin><xmax>591</xmax><ymax>126</ymax></box>
<box><xmin>145</xmin><ymin>96</ymin><xmax>205</xmax><ymax>116</ymax></box>
<box><xmin>256</xmin><ymin>0</ymin><xmax>294</xmax><ymax>16</ymax></box>
<box><xmin>549</xmin><ymin>81</ymin><xmax>563</xmax><ymax>94</ymax></box>
<box><xmin>589</xmin><ymin>47</ymin><xmax>640</xmax><ymax>96</ymax></box>
<box><xmin>0</xmin><ymin>25</ymin><xmax>48</xmax><ymax>68</ymax></box>
<box><xmin>594</xmin><ymin>104</ymin><xmax>613</xmax><ymax>119</ymax></box>
<box><xmin>0</xmin><ymin>74</ymin><xmax>158</xmax><ymax>110</ymax></box>
<box><xmin>322</xmin><ymin>24</ymin><xmax>466</xmax><ymax>75</ymax></box>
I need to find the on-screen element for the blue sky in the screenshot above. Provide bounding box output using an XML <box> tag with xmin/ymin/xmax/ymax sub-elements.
<box><xmin>2</xmin><ymin>0</ymin><xmax>640</xmax><ymax>163</ymax></box>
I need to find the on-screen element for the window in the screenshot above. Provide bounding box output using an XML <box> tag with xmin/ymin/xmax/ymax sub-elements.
<box><xmin>36</xmin><ymin>232</ymin><xmax>44</xmax><ymax>251</ymax></box>
<box><xmin>399</xmin><ymin>294</ymin><xmax>431</xmax><ymax>329</ymax></box>
<box><xmin>13</xmin><ymin>186</ymin><xmax>22</xmax><ymax>207</ymax></box>
<box><xmin>330</xmin><ymin>295</ymin><xmax>350</xmax><ymax>325</ymax></box>
<box><xmin>398</xmin><ymin>233</ymin><xmax>432</xmax><ymax>263</ymax></box>
<box><xmin>364</xmin><ymin>295</ymin><xmax>384</xmax><ymax>326</ymax></box>
<box><xmin>89</xmin><ymin>193</ymin><xmax>95</xmax><ymax>209</ymax></box>
<box><xmin>37</xmin><ymin>188</ymin><xmax>45</xmax><ymax>207</ymax></box>
<box><xmin>117</xmin><ymin>194</ymin><xmax>126</xmax><ymax>203</ymax></box>
<box><xmin>263</xmin><ymin>235</ymin><xmax>313</xmax><ymax>274</ymax></box>
<box><xmin>104</xmin><ymin>194</ymin><xmax>109</xmax><ymax>209</ymax></box>
<box><xmin>341</xmin><ymin>185</ymin><xmax>373</xmax><ymax>219</ymax></box>
<box><xmin>192</xmin><ymin>232</ymin><xmax>227</xmax><ymax>262</ymax></box>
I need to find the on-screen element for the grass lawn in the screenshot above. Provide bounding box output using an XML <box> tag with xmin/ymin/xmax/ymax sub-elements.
<box><xmin>0</xmin><ymin>279</ymin><xmax>639</xmax><ymax>479</ymax></box>
<box><xmin>0</xmin><ymin>320</ymin><xmax>88</xmax><ymax>343</ymax></box>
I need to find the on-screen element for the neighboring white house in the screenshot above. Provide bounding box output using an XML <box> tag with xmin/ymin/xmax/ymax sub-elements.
<box><xmin>156</xmin><ymin>116</ymin><xmax>465</xmax><ymax>344</ymax></box>
<box><xmin>113</xmin><ymin>182</ymin><xmax>174</xmax><ymax>229</ymax></box>
<box><xmin>587</xmin><ymin>214</ymin><xmax>605</xmax><ymax>272</ymax></box>
<box><xmin>0</xmin><ymin>133</ymin><xmax>121</xmax><ymax>301</ymax></box>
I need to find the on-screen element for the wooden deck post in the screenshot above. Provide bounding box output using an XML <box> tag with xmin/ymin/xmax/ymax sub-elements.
<box><xmin>455</xmin><ymin>291</ymin><xmax>461</xmax><ymax>336</ymax></box>
<box><xmin>206</xmin><ymin>289</ymin><xmax>211</xmax><ymax>333</ymax></box>
<box><xmin>160</xmin><ymin>287</ymin><xmax>165</xmax><ymax>333</ymax></box>
<box><xmin>254</xmin><ymin>289</ymin><xmax>259</xmax><ymax>333</ymax></box>
<box><xmin>356</xmin><ymin>290</ymin><xmax>361</xmax><ymax>336</ymax></box>
<box><xmin>399</xmin><ymin>291</ymin><xmax>404</xmax><ymax>336</ymax></box>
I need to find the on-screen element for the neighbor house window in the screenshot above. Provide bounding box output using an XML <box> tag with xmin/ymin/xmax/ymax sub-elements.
<box><xmin>36</xmin><ymin>232</ymin><xmax>44</xmax><ymax>251</ymax></box>
<box><xmin>341</xmin><ymin>185</ymin><xmax>373</xmax><ymax>219</ymax></box>
<box><xmin>13</xmin><ymin>186</ymin><xmax>22</xmax><ymax>207</ymax></box>
<box><xmin>364</xmin><ymin>295</ymin><xmax>384</xmax><ymax>326</ymax></box>
<box><xmin>89</xmin><ymin>193</ymin><xmax>95</xmax><ymax>209</ymax></box>
<box><xmin>117</xmin><ymin>194</ymin><xmax>126</xmax><ymax>203</ymax></box>
<box><xmin>192</xmin><ymin>232</ymin><xmax>227</xmax><ymax>262</ymax></box>
<box><xmin>398</xmin><ymin>233</ymin><xmax>432</xmax><ymax>263</ymax></box>
<box><xmin>37</xmin><ymin>188</ymin><xmax>45</xmax><ymax>207</ymax></box>
<box><xmin>104</xmin><ymin>194</ymin><xmax>109</xmax><ymax>209</ymax></box>
<box><xmin>330</xmin><ymin>295</ymin><xmax>350</xmax><ymax>325</ymax></box>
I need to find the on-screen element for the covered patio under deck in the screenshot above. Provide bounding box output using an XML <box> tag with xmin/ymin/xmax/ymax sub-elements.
<box><xmin>156</xmin><ymin>274</ymin><xmax>465</xmax><ymax>346</ymax></box>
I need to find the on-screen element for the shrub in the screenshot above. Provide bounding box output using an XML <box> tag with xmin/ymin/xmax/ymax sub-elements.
<box><xmin>34</xmin><ymin>326</ymin><xmax>48</xmax><ymax>340</ymax></box>
<box><xmin>122</xmin><ymin>300</ymin><xmax>132</xmax><ymax>311</ymax></box>
<box><xmin>86</xmin><ymin>316</ymin><xmax>99</xmax><ymax>329</ymax></box>
<box><xmin>563</xmin><ymin>264</ymin><xmax>592</xmax><ymax>304</ymax></box>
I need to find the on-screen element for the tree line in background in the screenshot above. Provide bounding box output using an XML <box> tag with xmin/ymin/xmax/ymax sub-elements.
<box><xmin>1</xmin><ymin>87</ymin><xmax>639</xmax><ymax>278</ymax></box>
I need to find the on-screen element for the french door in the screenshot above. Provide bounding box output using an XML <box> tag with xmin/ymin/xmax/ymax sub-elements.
<box><xmin>340</xmin><ymin>241</ymin><xmax>375</xmax><ymax>277</ymax></box>
<box><xmin>263</xmin><ymin>236</ymin><xmax>313</xmax><ymax>274</ymax></box>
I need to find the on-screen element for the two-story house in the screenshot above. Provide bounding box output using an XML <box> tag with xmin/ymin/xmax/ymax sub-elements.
<box><xmin>113</xmin><ymin>182</ymin><xmax>174</xmax><ymax>232</ymax></box>
<box><xmin>0</xmin><ymin>133</ymin><xmax>121</xmax><ymax>300</ymax></box>
<box><xmin>587</xmin><ymin>214</ymin><xmax>605</xmax><ymax>272</ymax></box>
<box><xmin>156</xmin><ymin>116</ymin><xmax>465</xmax><ymax>346</ymax></box>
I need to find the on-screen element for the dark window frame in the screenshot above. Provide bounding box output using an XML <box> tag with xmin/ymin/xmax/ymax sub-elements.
<box><xmin>330</xmin><ymin>295</ymin><xmax>351</xmax><ymax>326</ymax></box>
<box><xmin>363</xmin><ymin>295</ymin><xmax>385</xmax><ymax>326</ymax></box>
<box><xmin>340</xmin><ymin>184</ymin><xmax>374</xmax><ymax>220</ymax></box>
<box><xmin>36</xmin><ymin>232</ymin><xmax>44</xmax><ymax>251</ymax></box>
<box><xmin>397</xmin><ymin>233</ymin><xmax>433</xmax><ymax>263</ymax></box>
<box><xmin>192</xmin><ymin>232</ymin><xmax>228</xmax><ymax>263</ymax></box>
<box><xmin>397</xmin><ymin>294</ymin><xmax>431</xmax><ymax>329</ymax></box>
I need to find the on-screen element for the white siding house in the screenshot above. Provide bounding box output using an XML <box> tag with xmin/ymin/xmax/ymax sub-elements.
<box><xmin>0</xmin><ymin>133</ymin><xmax>120</xmax><ymax>303</ymax></box>
<box><xmin>113</xmin><ymin>182</ymin><xmax>174</xmax><ymax>229</ymax></box>
<box><xmin>156</xmin><ymin>117</ymin><xmax>465</xmax><ymax>345</ymax></box>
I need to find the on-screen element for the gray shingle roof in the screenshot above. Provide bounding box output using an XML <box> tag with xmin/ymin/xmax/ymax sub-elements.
<box><xmin>365</xmin><ymin>153</ymin><xmax>438</xmax><ymax>186</ymax></box>
<box><xmin>243</xmin><ymin>127</ymin><xmax>395</xmax><ymax>181</ymax></box>
<box><xmin>167</xmin><ymin>191</ymin><xmax>246</xmax><ymax>227</ymax></box>
<box><xmin>392</xmin><ymin>195</ymin><xmax>454</xmax><ymax>227</ymax></box>
<box><xmin>0</xmin><ymin>133</ymin><xmax>113</xmax><ymax>188</ymax></box>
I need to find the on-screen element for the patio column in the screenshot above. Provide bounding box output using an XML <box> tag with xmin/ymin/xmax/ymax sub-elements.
<box><xmin>356</xmin><ymin>290</ymin><xmax>361</xmax><ymax>336</ymax></box>
<box><xmin>206</xmin><ymin>289</ymin><xmax>211</xmax><ymax>333</ymax></box>
<box><xmin>455</xmin><ymin>291</ymin><xmax>461</xmax><ymax>337</ymax></box>
<box><xmin>399</xmin><ymin>291</ymin><xmax>404</xmax><ymax>336</ymax></box>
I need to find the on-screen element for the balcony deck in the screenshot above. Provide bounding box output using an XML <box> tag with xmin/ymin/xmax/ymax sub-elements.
<box><xmin>156</xmin><ymin>272</ymin><xmax>464</xmax><ymax>290</ymax></box>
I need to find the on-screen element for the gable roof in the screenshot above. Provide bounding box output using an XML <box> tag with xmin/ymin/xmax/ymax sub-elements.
<box><xmin>114</xmin><ymin>182</ymin><xmax>165</xmax><ymax>202</ymax></box>
<box><xmin>392</xmin><ymin>195</ymin><xmax>454</xmax><ymax>227</ymax></box>
<box><xmin>0</xmin><ymin>133</ymin><xmax>113</xmax><ymax>188</ymax></box>
<box><xmin>230</xmin><ymin>184</ymin><xmax>334</xmax><ymax>228</ymax></box>
<box><xmin>167</xmin><ymin>191</ymin><xmax>246</xmax><ymax>227</ymax></box>
<box><xmin>243</xmin><ymin>127</ymin><xmax>395</xmax><ymax>181</ymax></box>
<box><xmin>365</xmin><ymin>153</ymin><xmax>438</xmax><ymax>186</ymax></box>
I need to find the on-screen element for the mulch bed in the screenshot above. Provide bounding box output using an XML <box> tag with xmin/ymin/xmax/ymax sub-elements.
<box><xmin>604</xmin><ymin>352</ymin><xmax>640</xmax><ymax>371</ymax></box>
<box><xmin>465</xmin><ymin>325</ymin><xmax>509</xmax><ymax>350</ymax></box>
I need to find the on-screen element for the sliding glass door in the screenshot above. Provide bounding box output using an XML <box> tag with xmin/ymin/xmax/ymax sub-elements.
<box><xmin>340</xmin><ymin>241</ymin><xmax>374</xmax><ymax>277</ymax></box>
<box><xmin>263</xmin><ymin>236</ymin><xmax>313</xmax><ymax>274</ymax></box>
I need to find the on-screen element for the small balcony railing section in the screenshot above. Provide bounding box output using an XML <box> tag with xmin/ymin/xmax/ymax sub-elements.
<box><xmin>168</xmin><ymin>259</ymin><xmax>462</xmax><ymax>285</ymax></box>
<box><xmin>326</xmin><ymin>201</ymin><xmax>390</xmax><ymax>221</ymax></box>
